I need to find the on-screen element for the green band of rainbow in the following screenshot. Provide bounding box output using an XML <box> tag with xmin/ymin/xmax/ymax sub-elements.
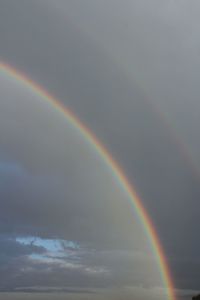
<box><xmin>0</xmin><ymin>61</ymin><xmax>176</xmax><ymax>300</ymax></box>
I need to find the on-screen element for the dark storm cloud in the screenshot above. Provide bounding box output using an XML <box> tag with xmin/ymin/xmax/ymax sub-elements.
<box><xmin>0</xmin><ymin>0</ymin><xmax>200</xmax><ymax>297</ymax></box>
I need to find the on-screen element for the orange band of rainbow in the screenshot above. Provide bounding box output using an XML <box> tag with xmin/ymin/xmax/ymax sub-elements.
<box><xmin>0</xmin><ymin>61</ymin><xmax>176</xmax><ymax>300</ymax></box>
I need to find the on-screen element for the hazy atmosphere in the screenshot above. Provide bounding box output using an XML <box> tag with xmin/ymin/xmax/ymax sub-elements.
<box><xmin>1</xmin><ymin>1</ymin><xmax>200</xmax><ymax>300</ymax></box>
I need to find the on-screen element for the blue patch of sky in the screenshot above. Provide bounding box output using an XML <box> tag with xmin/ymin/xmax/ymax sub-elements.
<box><xmin>17</xmin><ymin>237</ymin><xmax>62</xmax><ymax>252</ymax></box>
<box><xmin>16</xmin><ymin>236</ymin><xmax>80</xmax><ymax>261</ymax></box>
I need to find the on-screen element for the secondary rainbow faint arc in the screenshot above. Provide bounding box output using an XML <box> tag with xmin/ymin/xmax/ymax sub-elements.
<box><xmin>0</xmin><ymin>61</ymin><xmax>176</xmax><ymax>300</ymax></box>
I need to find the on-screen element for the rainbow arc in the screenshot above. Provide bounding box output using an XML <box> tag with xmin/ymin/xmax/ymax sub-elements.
<box><xmin>0</xmin><ymin>61</ymin><xmax>176</xmax><ymax>300</ymax></box>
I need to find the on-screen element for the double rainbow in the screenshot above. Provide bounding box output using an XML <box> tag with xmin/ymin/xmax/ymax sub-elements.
<box><xmin>0</xmin><ymin>61</ymin><xmax>176</xmax><ymax>300</ymax></box>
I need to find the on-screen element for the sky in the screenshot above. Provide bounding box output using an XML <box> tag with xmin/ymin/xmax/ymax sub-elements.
<box><xmin>0</xmin><ymin>1</ymin><xmax>200</xmax><ymax>299</ymax></box>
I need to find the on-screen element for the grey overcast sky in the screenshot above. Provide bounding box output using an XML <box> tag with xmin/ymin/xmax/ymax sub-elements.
<box><xmin>0</xmin><ymin>1</ymin><xmax>200</xmax><ymax>300</ymax></box>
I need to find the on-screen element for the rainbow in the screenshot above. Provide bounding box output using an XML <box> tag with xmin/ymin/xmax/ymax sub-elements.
<box><xmin>0</xmin><ymin>61</ymin><xmax>176</xmax><ymax>300</ymax></box>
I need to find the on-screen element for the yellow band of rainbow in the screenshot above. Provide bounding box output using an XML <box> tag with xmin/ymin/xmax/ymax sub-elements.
<box><xmin>0</xmin><ymin>61</ymin><xmax>176</xmax><ymax>300</ymax></box>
